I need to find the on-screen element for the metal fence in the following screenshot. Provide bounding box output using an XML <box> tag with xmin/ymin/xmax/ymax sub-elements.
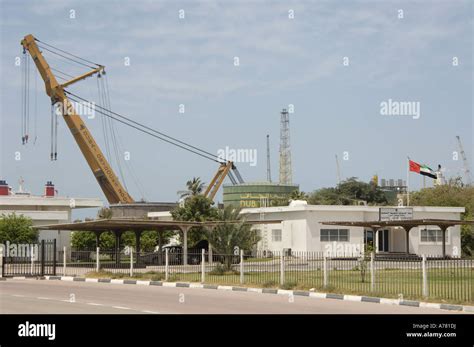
<box><xmin>12</xmin><ymin>247</ymin><xmax>473</xmax><ymax>303</ymax></box>
<box><xmin>1</xmin><ymin>240</ymin><xmax>57</xmax><ymax>277</ymax></box>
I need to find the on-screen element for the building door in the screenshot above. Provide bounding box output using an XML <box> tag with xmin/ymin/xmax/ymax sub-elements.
<box><xmin>364</xmin><ymin>230</ymin><xmax>374</xmax><ymax>251</ymax></box>
<box><xmin>378</xmin><ymin>229</ymin><xmax>389</xmax><ymax>252</ymax></box>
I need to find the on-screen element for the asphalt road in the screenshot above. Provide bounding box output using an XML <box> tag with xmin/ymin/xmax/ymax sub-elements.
<box><xmin>0</xmin><ymin>279</ymin><xmax>461</xmax><ymax>314</ymax></box>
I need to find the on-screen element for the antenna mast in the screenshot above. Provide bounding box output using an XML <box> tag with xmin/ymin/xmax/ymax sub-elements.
<box><xmin>266</xmin><ymin>134</ymin><xmax>272</xmax><ymax>182</ymax></box>
<box><xmin>279</xmin><ymin>109</ymin><xmax>292</xmax><ymax>185</ymax></box>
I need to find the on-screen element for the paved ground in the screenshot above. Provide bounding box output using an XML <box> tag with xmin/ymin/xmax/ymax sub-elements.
<box><xmin>0</xmin><ymin>279</ymin><xmax>461</xmax><ymax>314</ymax></box>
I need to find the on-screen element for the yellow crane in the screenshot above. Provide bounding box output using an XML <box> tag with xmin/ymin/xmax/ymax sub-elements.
<box><xmin>21</xmin><ymin>34</ymin><xmax>133</xmax><ymax>204</ymax></box>
<box><xmin>21</xmin><ymin>34</ymin><xmax>242</xmax><ymax>204</ymax></box>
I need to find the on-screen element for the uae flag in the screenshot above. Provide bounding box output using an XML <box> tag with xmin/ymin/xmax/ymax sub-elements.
<box><xmin>409</xmin><ymin>160</ymin><xmax>437</xmax><ymax>179</ymax></box>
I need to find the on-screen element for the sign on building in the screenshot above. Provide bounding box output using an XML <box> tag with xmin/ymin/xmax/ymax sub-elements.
<box><xmin>379</xmin><ymin>207</ymin><xmax>413</xmax><ymax>221</ymax></box>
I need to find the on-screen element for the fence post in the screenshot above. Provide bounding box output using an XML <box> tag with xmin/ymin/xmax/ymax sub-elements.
<box><xmin>40</xmin><ymin>240</ymin><xmax>45</xmax><ymax>276</ymax></box>
<box><xmin>422</xmin><ymin>254</ymin><xmax>428</xmax><ymax>297</ymax></box>
<box><xmin>165</xmin><ymin>248</ymin><xmax>169</xmax><ymax>281</ymax></box>
<box><xmin>62</xmin><ymin>246</ymin><xmax>66</xmax><ymax>276</ymax></box>
<box><xmin>52</xmin><ymin>239</ymin><xmax>57</xmax><ymax>276</ymax></box>
<box><xmin>280</xmin><ymin>250</ymin><xmax>285</xmax><ymax>286</ymax></box>
<box><xmin>323</xmin><ymin>255</ymin><xmax>328</xmax><ymax>288</ymax></box>
<box><xmin>370</xmin><ymin>252</ymin><xmax>375</xmax><ymax>292</ymax></box>
<box><xmin>0</xmin><ymin>246</ymin><xmax>3</xmax><ymax>278</ymax></box>
<box><xmin>96</xmin><ymin>247</ymin><xmax>100</xmax><ymax>273</ymax></box>
<box><xmin>240</xmin><ymin>249</ymin><xmax>244</xmax><ymax>285</ymax></box>
<box><xmin>201</xmin><ymin>249</ymin><xmax>205</xmax><ymax>283</ymax></box>
<box><xmin>130</xmin><ymin>247</ymin><xmax>134</xmax><ymax>277</ymax></box>
<box><xmin>31</xmin><ymin>245</ymin><xmax>35</xmax><ymax>275</ymax></box>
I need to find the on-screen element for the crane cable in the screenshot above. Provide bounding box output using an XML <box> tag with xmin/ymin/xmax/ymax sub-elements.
<box><xmin>96</xmin><ymin>72</ymin><xmax>128</xmax><ymax>192</ymax></box>
<box><xmin>65</xmin><ymin>92</ymin><xmax>225</xmax><ymax>164</ymax></box>
<box><xmin>35</xmin><ymin>38</ymin><xmax>101</xmax><ymax>68</ymax></box>
<box><xmin>103</xmin><ymin>72</ymin><xmax>129</xmax><ymax>193</ymax></box>
<box><xmin>21</xmin><ymin>49</ymin><xmax>31</xmax><ymax>144</ymax></box>
<box><xmin>96</xmin><ymin>74</ymin><xmax>112</xmax><ymax>162</ymax></box>
<box><xmin>32</xmin><ymin>37</ymin><xmax>226</xmax><ymax>164</ymax></box>
<box><xmin>36</xmin><ymin>43</ymin><xmax>98</xmax><ymax>70</ymax></box>
<box><xmin>102</xmin><ymin>72</ymin><xmax>147</xmax><ymax>200</ymax></box>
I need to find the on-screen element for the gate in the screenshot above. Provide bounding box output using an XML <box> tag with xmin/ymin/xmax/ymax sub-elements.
<box><xmin>1</xmin><ymin>239</ymin><xmax>57</xmax><ymax>277</ymax></box>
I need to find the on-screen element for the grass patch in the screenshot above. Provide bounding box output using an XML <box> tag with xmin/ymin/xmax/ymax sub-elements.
<box><xmin>82</xmin><ymin>267</ymin><xmax>473</xmax><ymax>305</ymax></box>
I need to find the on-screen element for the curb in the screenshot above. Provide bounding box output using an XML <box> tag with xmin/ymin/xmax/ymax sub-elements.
<box><xmin>3</xmin><ymin>275</ymin><xmax>473</xmax><ymax>314</ymax></box>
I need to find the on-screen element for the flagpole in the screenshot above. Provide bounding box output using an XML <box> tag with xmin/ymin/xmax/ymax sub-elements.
<box><xmin>407</xmin><ymin>156</ymin><xmax>410</xmax><ymax>207</ymax></box>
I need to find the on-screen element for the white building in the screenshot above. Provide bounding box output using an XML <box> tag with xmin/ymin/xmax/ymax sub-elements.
<box><xmin>0</xmin><ymin>179</ymin><xmax>103</xmax><ymax>249</ymax></box>
<box><xmin>242</xmin><ymin>202</ymin><xmax>464</xmax><ymax>257</ymax></box>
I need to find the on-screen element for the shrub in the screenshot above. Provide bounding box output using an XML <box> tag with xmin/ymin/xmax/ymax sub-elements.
<box><xmin>209</xmin><ymin>264</ymin><xmax>226</xmax><ymax>276</ymax></box>
<box><xmin>150</xmin><ymin>274</ymin><xmax>164</xmax><ymax>281</ymax></box>
<box><xmin>167</xmin><ymin>274</ymin><xmax>180</xmax><ymax>282</ymax></box>
<box><xmin>280</xmin><ymin>281</ymin><xmax>297</xmax><ymax>290</ymax></box>
<box><xmin>262</xmin><ymin>280</ymin><xmax>277</xmax><ymax>288</ymax></box>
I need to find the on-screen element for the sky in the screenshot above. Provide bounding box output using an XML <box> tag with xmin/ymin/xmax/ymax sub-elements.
<box><xmin>0</xmin><ymin>0</ymin><xmax>472</xmax><ymax>220</ymax></box>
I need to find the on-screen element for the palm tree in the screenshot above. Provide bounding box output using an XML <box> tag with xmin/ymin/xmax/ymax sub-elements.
<box><xmin>205</xmin><ymin>206</ymin><xmax>260</xmax><ymax>270</ymax></box>
<box><xmin>180</xmin><ymin>177</ymin><xmax>205</xmax><ymax>199</ymax></box>
<box><xmin>289</xmin><ymin>190</ymin><xmax>307</xmax><ymax>201</ymax></box>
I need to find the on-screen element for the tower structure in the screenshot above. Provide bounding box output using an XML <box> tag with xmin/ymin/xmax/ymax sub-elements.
<box><xmin>279</xmin><ymin>108</ymin><xmax>292</xmax><ymax>185</ymax></box>
<box><xmin>266</xmin><ymin>134</ymin><xmax>272</xmax><ymax>182</ymax></box>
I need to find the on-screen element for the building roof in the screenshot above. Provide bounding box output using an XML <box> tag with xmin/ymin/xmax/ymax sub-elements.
<box><xmin>242</xmin><ymin>204</ymin><xmax>465</xmax><ymax>214</ymax></box>
<box><xmin>321</xmin><ymin>219</ymin><xmax>474</xmax><ymax>229</ymax></box>
<box><xmin>0</xmin><ymin>195</ymin><xmax>103</xmax><ymax>209</ymax></box>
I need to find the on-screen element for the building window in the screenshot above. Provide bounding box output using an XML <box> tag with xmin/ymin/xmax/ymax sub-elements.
<box><xmin>272</xmin><ymin>229</ymin><xmax>282</xmax><ymax>242</ymax></box>
<box><xmin>320</xmin><ymin>229</ymin><xmax>349</xmax><ymax>242</ymax></box>
<box><xmin>420</xmin><ymin>229</ymin><xmax>448</xmax><ymax>243</ymax></box>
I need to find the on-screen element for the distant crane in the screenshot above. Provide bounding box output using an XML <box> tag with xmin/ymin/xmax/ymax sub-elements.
<box><xmin>456</xmin><ymin>136</ymin><xmax>472</xmax><ymax>186</ymax></box>
<box><xmin>335</xmin><ymin>154</ymin><xmax>342</xmax><ymax>185</ymax></box>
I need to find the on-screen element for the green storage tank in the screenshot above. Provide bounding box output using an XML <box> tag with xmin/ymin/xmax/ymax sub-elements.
<box><xmin>223</xmin><ymin>182</ymin><xmax>299</xmax><ymax>208</ymax></box>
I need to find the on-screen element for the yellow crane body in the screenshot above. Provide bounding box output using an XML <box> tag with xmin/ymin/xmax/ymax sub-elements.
<box><xmin>21</xmin><ymin>34</ymin><xmax>134</xmax><ymax>204</ymax></box>
<box><xmin>204</xmin><ymin>161</ymin><xmax>234</xmax><ymax>200</ymax></box>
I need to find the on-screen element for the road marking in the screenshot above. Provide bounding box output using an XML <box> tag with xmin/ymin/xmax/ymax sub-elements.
<box><xmin>37</xmin><ymin>297</ymin><xmax>50</xmax><ymax>300</ymax></box>
<box><xmin>141</xmin><ymin>310</ymin><xmax>160</xmax><ymax>314</ymax></box>
<box><xmin>112</xmin><ymin>306</ymin><xmax>131</xmax><ymax>310</ymax></box>
<box><xmin>87</xmin><ymin>302</ymin><xmax>104</xmax><ymax>306</ymax></box>
<box><xmin>12</xmin><ymin>294</ymin><xmax>25</xmax><ymax>297</ymax></box>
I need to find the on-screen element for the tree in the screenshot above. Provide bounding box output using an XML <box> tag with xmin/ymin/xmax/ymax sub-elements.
<box><xmin>410</xmin><ymin>183</ymin><xmax>474</xmax><ymax>256</ymax></box>
<box><xmin>171</xmin><ymin>194</ymin><xmax>218</xmax><ymax>246</ymax></box>
<box><xmin>121</xmin><ymin>230</ymin><xmax>174</xmax><ymax>252</ymax></box>
<box><xmin>180</xmin><ymin>177</ymin><xmax>205</xmax><ymax>199</ymax></box>
<box><xmin>0</xmin><ymin>213</ymin><xmax>37</xmax><ymax>244</ymax></box>
<box><xmin>308</xmin><ymin>177</ymin><xmax>388</xmax><ymax>205</ymax></box>
<box><xmin>289</xmin><ymin>190</ymin><xmax>307</xmax><ymax>201</ymax></box>
<box><xmin>204</xmin><ymin>206</ymin><xmax>260</xmax><ymax>270</ymax></box>
<box><xmin>71</xmin><ymin>231</ymin><xmax>115</xmax><ymax>249</ymax></box>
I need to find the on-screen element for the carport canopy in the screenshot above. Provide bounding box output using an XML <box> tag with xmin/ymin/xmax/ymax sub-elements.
<box><xmin>36</xmin><ymin>218</ymin><xmax>282</xmax><ymax>265</ymax></box>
